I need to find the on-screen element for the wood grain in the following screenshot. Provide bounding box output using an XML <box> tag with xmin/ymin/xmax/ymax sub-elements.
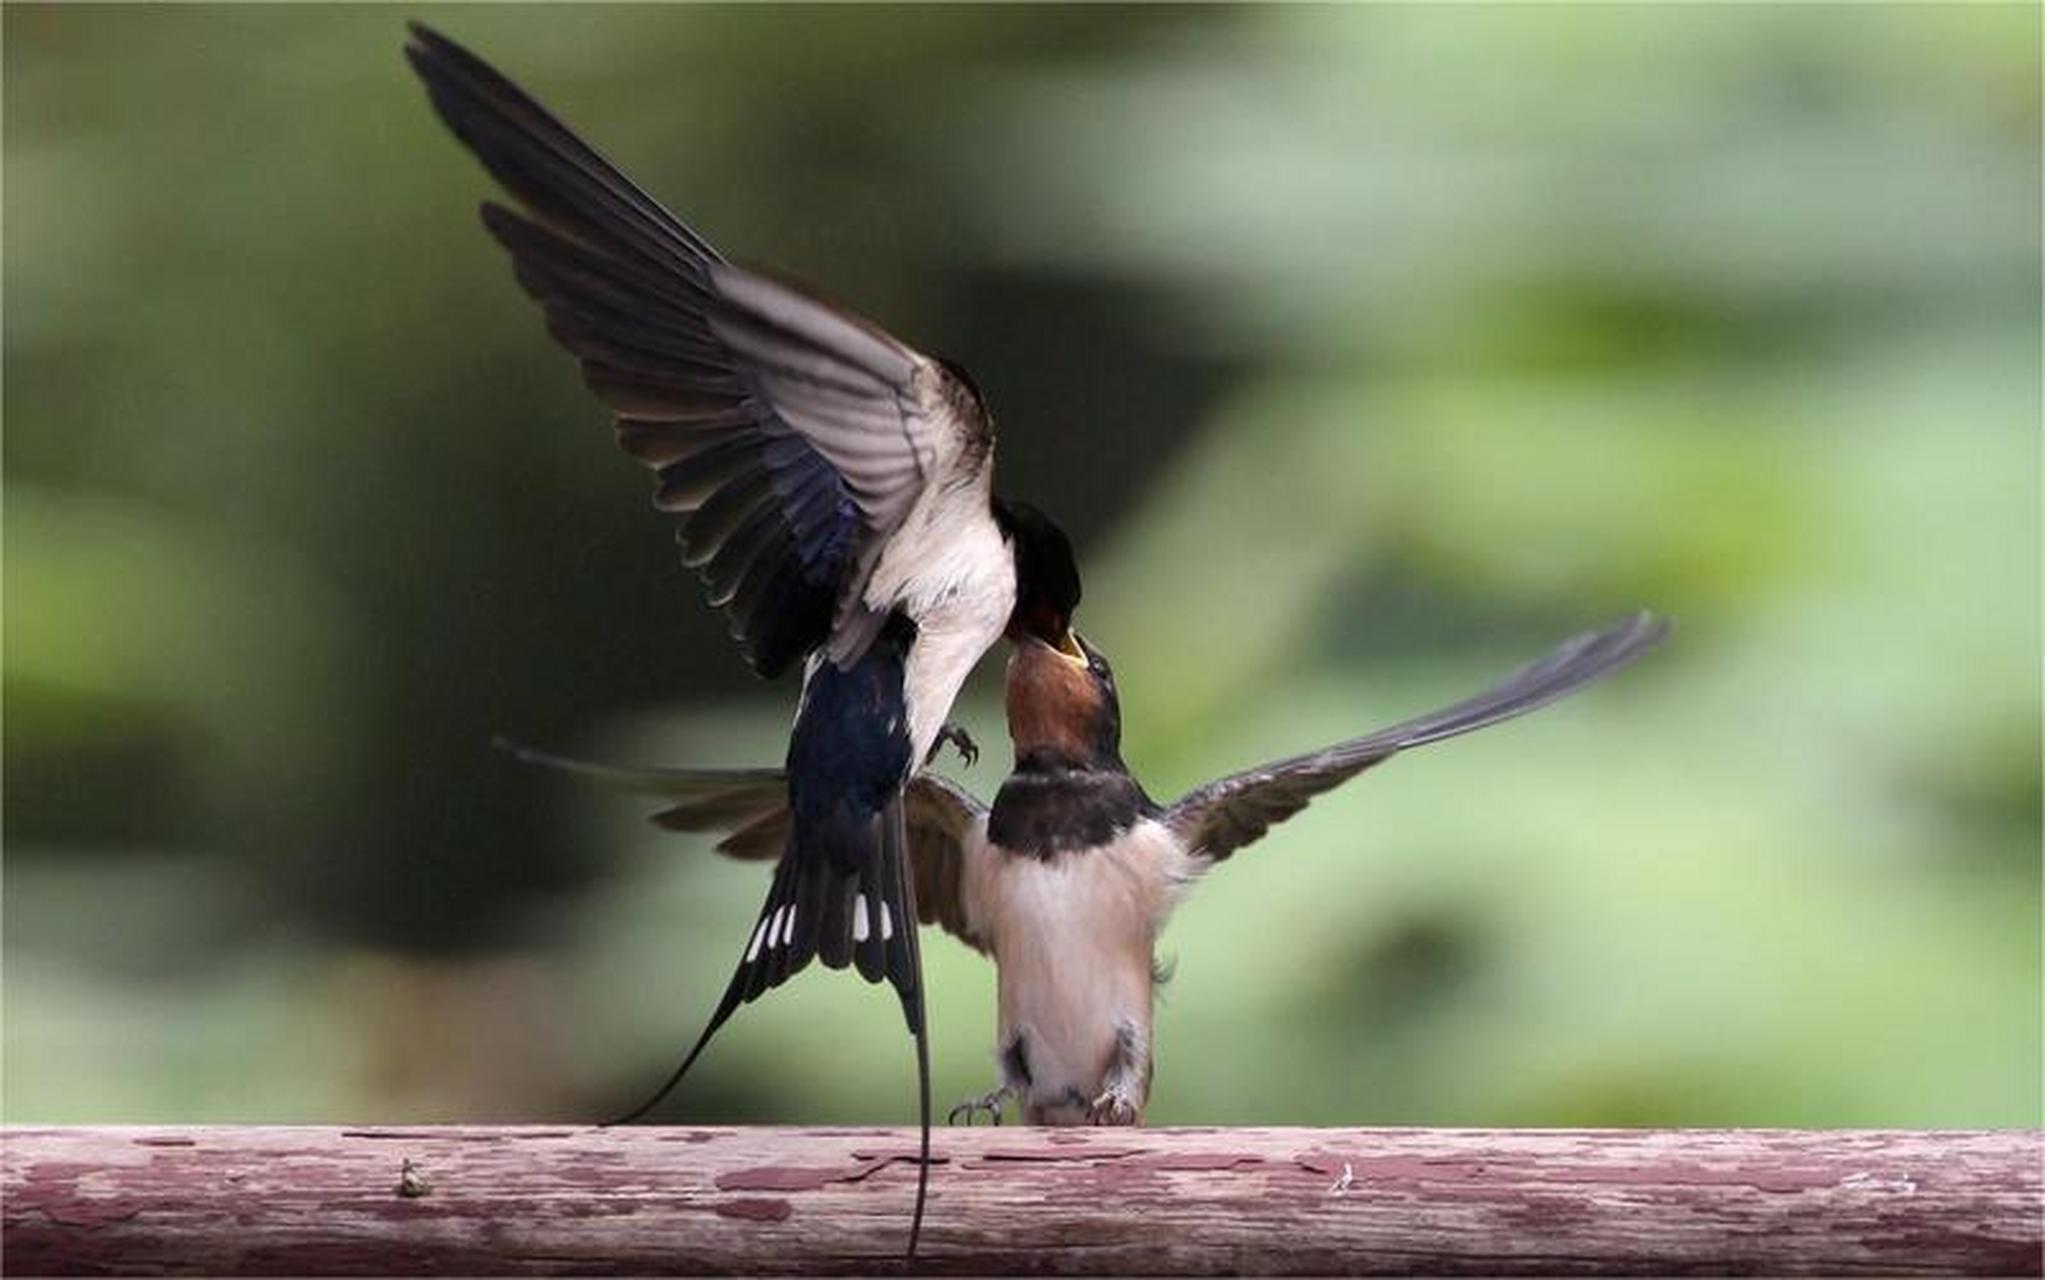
<box><xmin>5</xmin><ymin>1126</ymin><xmax>2038</xmax><ymax>1275</ymax></box>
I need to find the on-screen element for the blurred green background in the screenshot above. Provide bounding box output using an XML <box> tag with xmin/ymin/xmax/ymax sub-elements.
<box><xmin>6</xmin><ymin>5</ymin><xmax>2038</xmax><ymax>1129</ymax></box>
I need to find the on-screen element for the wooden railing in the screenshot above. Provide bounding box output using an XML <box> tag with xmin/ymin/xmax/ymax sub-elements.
<box><xmin>5</xmin><ymin>1126</ymin><xmax>2039</xmax><ymax>1274</ymax></box>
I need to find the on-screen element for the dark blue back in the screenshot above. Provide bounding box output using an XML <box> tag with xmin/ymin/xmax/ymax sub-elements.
<box><xmin>786</xmin><ymin>618</ymin><xmax>915</xmax><ymax>873</ymax></box>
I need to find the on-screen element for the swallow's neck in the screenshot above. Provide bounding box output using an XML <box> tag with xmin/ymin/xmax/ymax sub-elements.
<box><xmin>988</xmin><ymin>754</ymin><xmax>1156</xmax><ymax>860</ymax></box>
<box><xmin>1012</xmin><ymin>746</ymin><xmax>1121</xmax><ymax>776</ymax></box>
<box><xmin>1004</xmin><ymin>666</ymin><xmax>1122</xmax><ymax>769</ymax></box>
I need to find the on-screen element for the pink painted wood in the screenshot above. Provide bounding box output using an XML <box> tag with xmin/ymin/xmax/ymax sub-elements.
<box><xmin>5</xmin><ymin>1126</ymin><xmax>2038</xmax><ymax>1275</ymax></box>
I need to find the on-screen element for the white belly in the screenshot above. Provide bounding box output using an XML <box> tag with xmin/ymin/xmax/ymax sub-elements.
<box><xmin>866</xmin><ymin>487</ymin><xmax>1013</xmax><ymax>765</ymax></box>
<box><xmin>978</xmin><ymin>822</ymin><xmax>1187</xmax><ymax>1117</ymax></box>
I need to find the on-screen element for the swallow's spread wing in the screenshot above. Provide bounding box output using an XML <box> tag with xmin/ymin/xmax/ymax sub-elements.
<box><xmin>498</xmin><ymin>741</ymin><xmax>993</xmax><ymax>952</ymax></box>
<box><xmin>1163</xmin><ymin>612</ymin><xmax>1671</xmax><ymax>865</ymax></box>
<box><xmin>902</xmin><ymin>773</ymin><xmax>993</xmax><ymax>954</ymax></box>
<box><xmin>406</xmin><ymin>24</ymin><xmax>992</xmax><ymax>676</ymax></box>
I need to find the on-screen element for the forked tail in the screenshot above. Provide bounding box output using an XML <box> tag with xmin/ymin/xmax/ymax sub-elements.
<box><xmin>887</xmin><ymin>792</ymin><xmax>933</xmax><ymax>1259</ymax></box>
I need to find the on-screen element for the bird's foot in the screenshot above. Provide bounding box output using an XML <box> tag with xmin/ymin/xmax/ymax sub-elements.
<box><xmin>947</xmin><ymin>1086</ymin><xmax>1010</xmax><ymax>1126</ymax></box>
<box><xmin>1087</xmin><ymin>1085</ymin><xmax>1141</xmax><ymax>1127</ymax></box>
<box><xmin>927</xmin><ymin>722</ymin><xmax>979</xmax><ymax>769</ymax></box>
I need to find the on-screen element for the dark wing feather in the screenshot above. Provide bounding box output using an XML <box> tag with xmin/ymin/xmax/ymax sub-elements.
<box><xmin>903</xmin><ymin>773</ymin><xmax>994</xmax><ymax>954</ymax></box>
<box><xmin>407</xmin><ymin>24</ymin><xmax>987</xmax><ymax>676</ymax></box>
<box><xmin>495</xmin><ymin>739</ymin><xmax>989</xmax><ymax>945</ymax></box>
<box><xmin>1163</xmin><ymin>612</ymin><xmax>1672</xmax><ymax>864</ymax></box>
<box><xmin>492</xmin><ymin>738</ymin><xmax>788</xmax><ymax>858</ymax></box>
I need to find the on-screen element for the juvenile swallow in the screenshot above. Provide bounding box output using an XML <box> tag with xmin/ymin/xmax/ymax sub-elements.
<box><xmin>518</xmin><ymin>611</ymin><xmax>1669</xmax><ymax>1127</ymax></box>
<box><xmin>405</xmin><ymin>25</ymin><xmax>1082</xmax><ymax>1251</ymax></box>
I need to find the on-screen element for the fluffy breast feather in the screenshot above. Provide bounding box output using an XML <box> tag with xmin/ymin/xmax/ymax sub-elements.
<box><xmin>975</xmin><ymin>820</ymin><xmax>1195</xmax><ymax>1104</ymax></box>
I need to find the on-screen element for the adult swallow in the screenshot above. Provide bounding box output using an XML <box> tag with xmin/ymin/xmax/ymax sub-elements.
<box><xmin>521</xmin><ymin>611</ymin><xmax>1669</xmax><ymax>1128</ymax></box>
<box><xmin>405</xmin><ymin>24</ymin><xmax>1083</xmax><ymax>1252</ymax></box>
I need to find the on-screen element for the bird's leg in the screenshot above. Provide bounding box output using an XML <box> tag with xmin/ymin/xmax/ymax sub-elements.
<box><xmin>950</xmin><ymin>1031</ymin><xmax>1031</xmax><ymax>1125</ymax></box>
<box><xmin>925</xmin><ymin>722</ymin><xmax>979</xmax><ymax>769</ymax></box>
<box><xmin>1088</xmin><ymin>1020</ymin><xmax>1151</xmax><ymax>1126</ymax></box>
<box><xmin>946</xmin><ymin>1083</ymin><xmax>1014</xmax><ymax>1126</ymax></box>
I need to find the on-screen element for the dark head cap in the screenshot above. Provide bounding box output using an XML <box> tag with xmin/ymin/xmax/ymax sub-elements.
<box><xmin>993</xmin><ymin>497</ymin><xmax>1082</xmax><ymax>646</ymax></box>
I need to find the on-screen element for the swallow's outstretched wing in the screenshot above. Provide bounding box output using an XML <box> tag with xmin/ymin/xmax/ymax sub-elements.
<box><xmin>900</xmin><ymin>774</ymin><xmax>993</xmax><ymax>954</ymax></box>
<box><xmin>499</xmin><ymin>740</ymin><xmax>995</xmax><ymax>954</ymax></box>
<box><xmin>1162</xmin><ymin>612</ymin><xmax>1672</xmax><ymax>865</ymax></box>
<box><xmin>407</xmin><ymin>23</ymin><xmax>993</xmax><ymax>676</ymax></box>
<box><xmin>493</xmin><ymin>738</ymin><xmax>790</xmax><ymax>858</ymax></box>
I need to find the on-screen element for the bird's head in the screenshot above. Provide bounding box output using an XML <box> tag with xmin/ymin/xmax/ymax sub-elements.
<box><xmin>994</xmin><ymin>497</ymin><xmax>1081</xmax><ymax>653</ymax></box>
<box><xmin>1005</xmin><ymin>628</ymin><xmax>1124</xmax><ymax>770</ymax></box>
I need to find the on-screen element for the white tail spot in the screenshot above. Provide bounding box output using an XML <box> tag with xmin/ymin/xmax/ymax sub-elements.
<box><xmin>765</xmin><ymin>905</ymin><xmax>787</xmax><ymax>950</ymax></box>
<box><xmin>745</xmin><ymin>915</ymin><xmax>770</xmax><ymax>962</ymax></box>
<box><xmin>853</xmin><ymin>895</ymin><xmax>871</xmax><ymax>943</ymax></box>
<box><xmin>778</xmin><ymin>905</ymin><xmax>797</xmax><ymax>948</ymax></box>
<box><xmin>880</xmin><ymin>901</ymin><xmax>895</xmax><ymax>940</ymax></box>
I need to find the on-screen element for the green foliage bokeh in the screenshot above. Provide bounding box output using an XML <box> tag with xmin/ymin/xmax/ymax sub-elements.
<box><xmin>5</xmin><ymin>4</ymin><xmax>2038</xmax><ymax>1128</ymax></box>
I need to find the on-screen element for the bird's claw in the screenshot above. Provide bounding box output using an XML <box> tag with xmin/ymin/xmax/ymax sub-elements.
<box><xmin>927</xmin><ymin>723</ymin><xmax>979</xmax><ymax>769</ymax></box>
<box><xmin>947</xmin><ymin>1089</ymin><xmax>1007</xmax><ymax>1126</ymax></box>
<box><xmin>1087</xmin><ymin>1087</ymin><xmax>1140</xmax><ymax>1127</ymax></box>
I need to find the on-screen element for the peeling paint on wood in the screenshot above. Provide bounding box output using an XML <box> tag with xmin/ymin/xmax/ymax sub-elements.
<box><xmin>717</xmin><ymin>1165</ymin><xmax>858</xmax><ymax>1193</ymax></box>
<box><xmin>713</xmin><ymin>1198</ymin><xmax>793</xmax><ymax>1223</ymax></box>
<box><xmin>3</xmin><ymin>1126</ymin><xmax>2038</xmax><ymax>1275</ymax></box>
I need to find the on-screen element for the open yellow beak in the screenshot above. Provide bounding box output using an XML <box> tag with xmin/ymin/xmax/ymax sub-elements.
<box><xmin>1051</xmin><ymin>626</ymin><xmax>1089</xmax><ymax>669</ymax></box>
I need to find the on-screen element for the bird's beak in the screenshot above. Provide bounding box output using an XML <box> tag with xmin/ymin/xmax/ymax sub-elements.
<box><xmin>1022</xmin><ymin>620</ymin><xmax>1090</xmax><ymax>670</ymax></box>
<box><xmin>1050</xmin><ymin>625</ymin><xmax>1089</xmax><ymax>669</ymax></box>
